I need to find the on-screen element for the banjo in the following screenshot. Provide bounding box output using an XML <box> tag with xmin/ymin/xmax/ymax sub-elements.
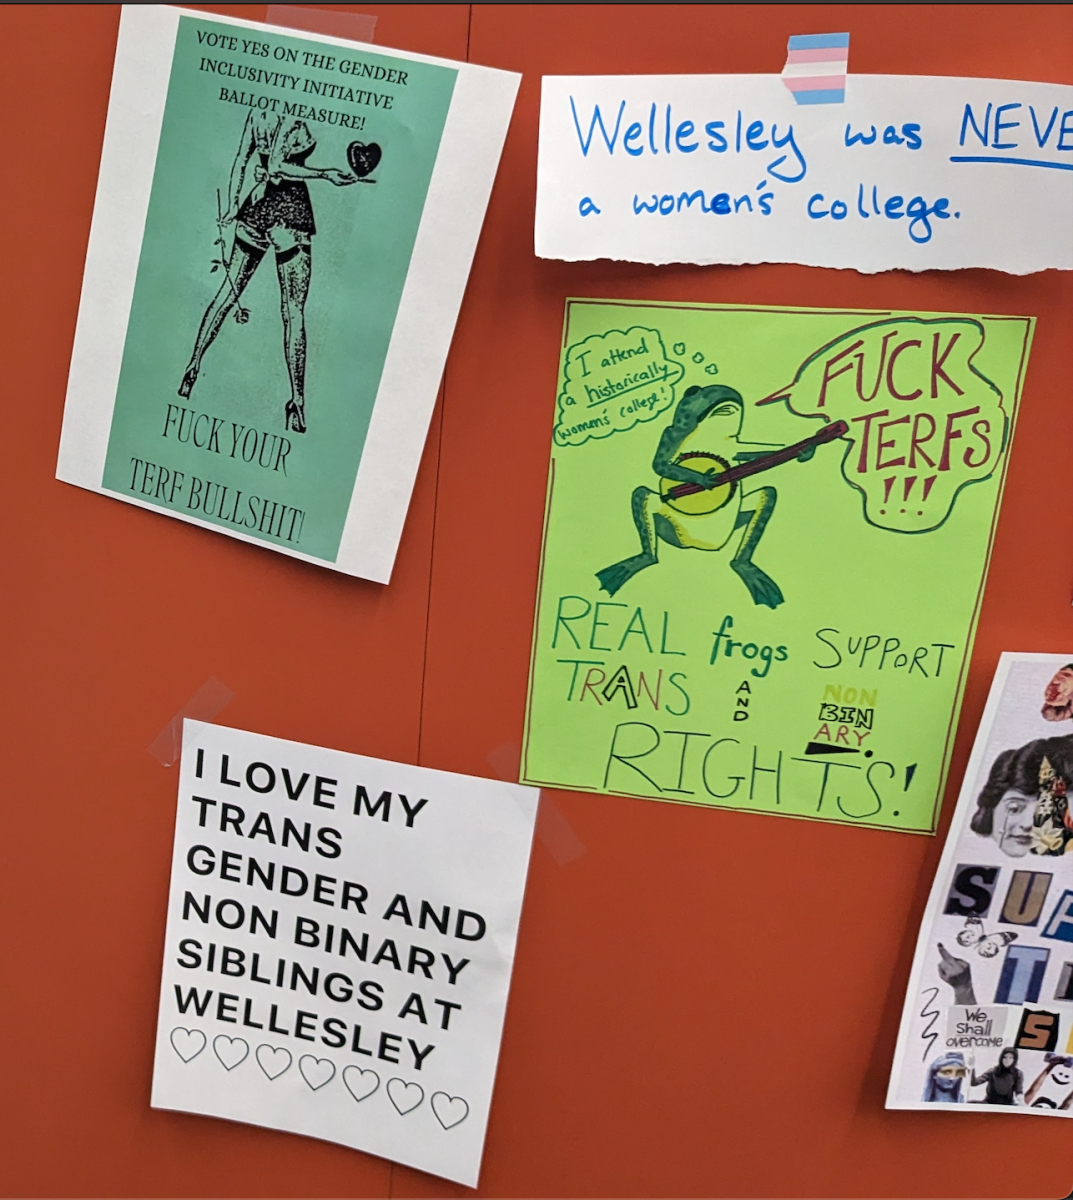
<box><xmin>660</xmin><ymin>419</ymin><xmax>849</xmax><ymax>515</ymax></box>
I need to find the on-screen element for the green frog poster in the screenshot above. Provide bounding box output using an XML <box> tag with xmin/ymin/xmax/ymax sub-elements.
<box><xmin>57</xmin><ymin>5</ymin><xmax>519</xmax><ymax>581</ymax></box>
<box><xmin>522</xmin><ymin>299</ymin><xmax>1034</xmax><ymax>833</ymax></box>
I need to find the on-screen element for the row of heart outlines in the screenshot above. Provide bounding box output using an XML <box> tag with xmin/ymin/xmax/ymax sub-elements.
<box><xmin>169</xmin><ymin>1027</ymin><xmax>468</xmax><ymax>1129</ymax></box>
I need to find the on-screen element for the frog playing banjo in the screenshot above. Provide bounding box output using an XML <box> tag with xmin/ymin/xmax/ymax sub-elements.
<box><xmin>595</xmin><ymin>384</ymin><xmax>847</xmax><ymax>609</ymax></box>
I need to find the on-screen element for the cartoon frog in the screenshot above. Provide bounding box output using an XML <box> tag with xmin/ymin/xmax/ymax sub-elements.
<box><xmin>595</xmin><ymin>384</ymin><xmax>821</xmax><ymax>609</ymax></box>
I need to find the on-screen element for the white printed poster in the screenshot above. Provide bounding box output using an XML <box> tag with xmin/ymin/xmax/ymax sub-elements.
<box><xmin>151</xmin><ymin>721</ymin><xmax>538</xmax><ymax>1185</ymax></box>
<box><xmin>888</xmin><ymin>654</ymin><xmax>1073</xmax><ymax>1114</ymax></box>
<box><xmin>536</xmin><ymin>75</ymin><xmax>1073</xmax><ymax>273</ymax></box>
<box><xmin>58</xmin><ymin>6</ymin><xmax>519</xmax><ymax>582</ymax></box>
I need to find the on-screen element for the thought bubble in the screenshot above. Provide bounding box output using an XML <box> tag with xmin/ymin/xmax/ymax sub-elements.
<box><xmin>554</xmin><ymin>327</ymin><xmax>685</xmax><ymax>448</ymax></box>
<box><xmin>764</xmin><ymin>317</ymin><xmax>1006</xmax><ymax>533</ymax></box>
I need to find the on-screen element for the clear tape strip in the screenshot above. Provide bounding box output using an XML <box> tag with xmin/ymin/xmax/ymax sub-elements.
<box><xmin>147</xmin><ymin>677</ymin><xmax>234</xmax><ymax>767</ymax></box>
<box><xmin>486</xmin><ymin>742</ymin><xmax>586</xmax><ymax>867</ymax></box>
<box><xmin>264</xmin><ymin>5</ymin><xmax>378</xmax><ymax>45</ymax></box>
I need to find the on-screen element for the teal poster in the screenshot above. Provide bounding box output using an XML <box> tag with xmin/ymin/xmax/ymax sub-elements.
<box><xmin>98</xmin><ymin>15</ymin><xmax>456</xmax><ymax>562</ymax></box>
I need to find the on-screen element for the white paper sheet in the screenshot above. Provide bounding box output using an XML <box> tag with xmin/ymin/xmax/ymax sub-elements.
<box><xmin>151</xmin><ymin>721</ymin><xmax>538</xmax><ymax>1185</ymax></box>
<box><xmin>57</xmin><ymin>6</ymin><xmax>519</xmax><ymax>582</ymax></box>
<box><xmin>536</xmin><ymin>75</ymin><xmax>1073</xmax><ymax>273</ymax></box>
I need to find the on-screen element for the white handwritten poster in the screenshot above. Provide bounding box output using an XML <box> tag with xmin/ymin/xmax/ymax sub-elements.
<box><xmin>151</xmin><ymin>721</ymin><xmax>538</xmax><ymax>1185</ymax></box>
<box><xmin>536</xmin><ymin>75</ymin><xmax>1073</xmax><ymax>273</ymax></box>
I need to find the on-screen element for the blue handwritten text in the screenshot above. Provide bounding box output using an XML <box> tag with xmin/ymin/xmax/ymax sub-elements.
<box><xmin>845</xmin><ymin>122</ymin><xmax>923</xmax><ymax>150</ymax></box>
<box><xmin>570</xmin><ymin>99</ymin><xmax>808</xmax><ymax>182</ymax></box>
<box><xmin>952</xmin><ymin>101</ymin><xmax>1073</xmax><ymax>171</ymax></box>
<box><xmin>807</xmin><ymin>184</ymin><xmax>955</xmax><ymax>243</ymax></box>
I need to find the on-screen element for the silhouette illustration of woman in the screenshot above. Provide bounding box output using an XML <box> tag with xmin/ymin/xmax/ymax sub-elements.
<box><xmin>179</xmin><ymin>111</ymin><xmax>357</xmax><ymax>433</ymax></box>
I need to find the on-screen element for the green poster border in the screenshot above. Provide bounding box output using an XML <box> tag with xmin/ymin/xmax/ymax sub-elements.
<box><xmin>520</xmin><ymin>299</ymin><xmax>1035</xmax><ymax>836</ymax></box>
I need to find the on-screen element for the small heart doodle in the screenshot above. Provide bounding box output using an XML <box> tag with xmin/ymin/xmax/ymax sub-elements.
<box><xmin>342</xmin><ymin>1066</ymin><xmax>380</xmax><ymax>1103</ymax></box>
<box><xmin>386</xmin><ymin>1078</ymin><xmax>424</xmax><ymax>1115</ymax></box>
<box><xmin>256</xmin><ymin>1044</ymin><xmax>292</xmax><ymax>1081</ymax></box>
<box><xmin>170</xmin><ymin>1027</ymin><xmax>206</xmax><ymax>1063</ymax></box>
<box><xmin>431</xmin><ymin>1092</ymin><xmax>469</xmax><ymax>1130</ymax></box>
<box><xmin>212</xmin><ymin>1035</ymin><xmax>249</xmax><ymax>1071</ymax></box>
<box><xmin>346</xmin><ymin>140</ymin><xmax>382</xmax><ymax>178</ymax></box>
<box><xmin>299</xmin><ymin>1055</ymin><xmax>336</xmax><ymax>1091</ymax></box>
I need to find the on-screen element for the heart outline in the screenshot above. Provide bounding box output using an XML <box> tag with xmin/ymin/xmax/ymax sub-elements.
<box><xmin>342</xmin><ymin>1065</ymin><xmax>380</xmax><ymax>1103</ymax></box>
<box><xmin>170</xmin><ymin>1027</ymin><xmax>206</xmax><ymax>1063</ymax></box>
<box><xmin>256</xmin><ymin>1044</ymin><xmax>292</xmax><ymax>1081</ymax></box>
<box><xmin>386</xmin><ymin>1077</ymin><xmax>424</xmax><ymax>1115</ymax></box>
<box><xmin>212</xmin><ymin>1035</ymin><xmax>249</xmax><ymax>1071</ymax></box>
<box><xmin>298</xmin><ymin>1054</ymin><xmax>336</xmax><ymax>1091</ymax></box>
<box><xmin>431</xmin><ymin>1092</ymin><xmax>470</xmax><ymax>1130</ymax></box>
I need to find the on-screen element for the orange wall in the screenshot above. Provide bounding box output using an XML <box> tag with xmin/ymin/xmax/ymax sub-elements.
<box><xmin>2</xmin><ymin>5</ymin><xmax>1072</xmax><ymax>1197</ymax></box>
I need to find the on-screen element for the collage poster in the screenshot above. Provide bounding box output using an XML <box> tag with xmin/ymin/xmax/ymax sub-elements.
<box><xmin>522</xmin><ymin>300</ymin><xmax>1034</xmax><ymax>833</ymax></box>
<box><xmin>888</xmin><ymin>654</ymin><xmax>1073</xmax><ymax>1114</ymax></box>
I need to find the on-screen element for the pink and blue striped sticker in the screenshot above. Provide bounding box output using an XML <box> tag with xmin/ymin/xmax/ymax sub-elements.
<box><xmin>782</xmin><ymin>32</ymin><xmax>849</xmax><ymax>105</ymax></box>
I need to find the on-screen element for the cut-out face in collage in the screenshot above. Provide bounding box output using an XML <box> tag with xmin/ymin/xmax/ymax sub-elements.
<box><xmin>971</xmin><ymin>739</ymin><xmax>1073</xmax><ymax>859</ymax></box>
<box><xmin>1026</xmin><ymin>1054</ymin><xmax>1073</xmax><ymax>1109</ymax></box>
<box><xmin>922</xmin><ymin>1052</ymin><xmax>968</xmax><ymax>1103</ymax></box>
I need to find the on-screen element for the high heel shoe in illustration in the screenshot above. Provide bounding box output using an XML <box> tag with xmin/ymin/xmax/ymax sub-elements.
<box><xmin>285</xmin><ymin>399</ymin><xmax>307</xmax><ymax>433</ymax></box>
<box><xmin>178</xmin><ymin>365</ymin><xmax>198</xmax><ymax>398</ymax></box>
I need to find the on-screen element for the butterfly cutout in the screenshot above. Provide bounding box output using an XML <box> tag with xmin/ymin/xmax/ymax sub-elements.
<box><xmin>956</xmin><ymin>916</ymin><xmax>1018</xmax><ymax>958</ymax></box>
